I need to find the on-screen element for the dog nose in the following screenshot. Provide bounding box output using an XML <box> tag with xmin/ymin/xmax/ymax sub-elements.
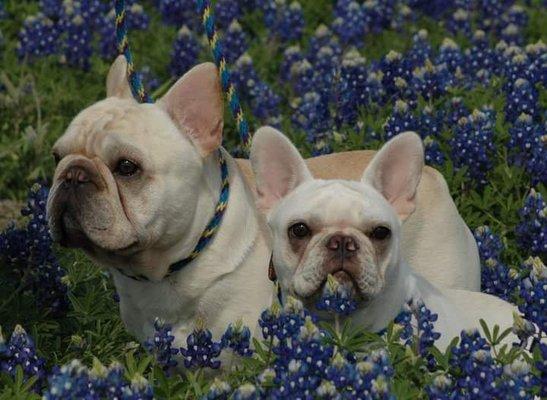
<box><xmin>326</xmin><ymin>234</ymin><xmax>359</xmax><ymax>256</ymax></box>
<box><xmin>64</xmin><ymin>166</ymin><xmax>90</xmax><ymax>185</ymax></box>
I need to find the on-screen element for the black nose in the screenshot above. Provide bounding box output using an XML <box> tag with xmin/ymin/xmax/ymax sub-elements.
<box><xmin>326</xmin><ymin>234</ymin><xmax>359</xmax><ymax>257</ymax></box>
<box><xmin>64</xmin><ymin>166</ymin><xmax>90</xmax><ymax>186</ymax></box>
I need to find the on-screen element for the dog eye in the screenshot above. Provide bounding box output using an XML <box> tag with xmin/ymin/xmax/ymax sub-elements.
<box><xmin>115</xmin><ymin>159</ymin><xmax>139</xmax><ymax>176</ymax></box>
<box><xmin>371</xmin><ymin>226</ymin><xmax>391</xmax><ymax>240</ymax></box>
<box><xmin>289</xmin><ymin>222</ymin><xmax>311</xmax><ymax>239</ymax></box>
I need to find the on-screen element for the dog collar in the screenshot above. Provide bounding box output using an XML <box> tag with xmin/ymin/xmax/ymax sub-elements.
<box><xmin>115</xmin><ymin>149</ymin><xmax>230</xmax><ymax>282</ymax></box>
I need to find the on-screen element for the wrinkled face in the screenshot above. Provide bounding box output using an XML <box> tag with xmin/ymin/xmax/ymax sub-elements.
<box><xmin>47</xmin><ymin>97</ymin><xmax>202</xmax><ymax>268</ymax></box>
<box><xmin>269</xmin><ymin>180</ymin><xmax>401</xmax><ymax>309</ymax></box>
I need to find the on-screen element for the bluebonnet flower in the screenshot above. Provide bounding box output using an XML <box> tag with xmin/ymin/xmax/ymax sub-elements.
<box><xmin>352</xmin><ymin>349</ymin><xmax>395</xmax><ymax>399</ymax></box>
<box><xmin>270</xmin><ymin>359</ymin><xmax>322</xmax><ymax>398</ymax></box>
<box><xmin>205</xmin><ymin>379</ymin><xmax>232</xmax><ymax>400</ymax></box>
<box><xmin>499</xmin><ymin>359</ymin><xmax>540</xmax><ymax>399</ymax></box>
<box><xmin>221</xmin><ymin>321</ymin><xmax>253</xmax><ymax>357</ymax></box>
<box><xmin>503</xmin><ymin>5</ymin><xmax>528</xmax><ymax>29</ymax></box>
<box><xmin>411</xmin><ymin>60</ymin><xmax>448</xmax><ymax>101</ymax></box>
<box><xmin>315</xmin><ymin>380</ymin><xmax>339</xmax><ymax>399</ymax></box>
<box><xmin>362</xmin><ymin>0</ymin><xmax>395</xmax><ymax>34</ymax></box>
<box><xmin>44</xmin><ymin>360</ymin><xmax>92</xmax><ymax>399</ymax></box>
<box><xmin>265</xmin><ymin>0</ymin><xmax>304</xmax><ymax>43</ymax></box>
<box><xmin>122</xmin><ymin>374</ymin><xmax>154</xmax><ymax>400</ymax></box>
<box><xmin>526</xmin><ymin>134</ymin><xmax>546</xmax><ymax>186</ymax></box>
<box><xmin>126</xmin><ymin>3</ymin><xmax>149</xmax><ymax>30</ymax></box>
<box><xmin>332</xmin><ymin>1</ymin><xmax>366</xmax><ymax>47</ymax></box>
<box><xmin>516</xmin><ymin>189</ymin><xmax>547</xmax><ymax>256</ymax></box>
<box><xmin>464</xmin><ymin>30</ymin><xmax>496</xmax><ymax>76</ymax></box>
<box><xmin>504</xmin><ymin>78</ymin><xmax>539</xmax><ymax>123</ymax></box>
<box><xmin>424</xmin><ymin>136</ymin><xmax>445</xmax><ymax>166</ymax></box>
<box><xmin>447</xmin><ymin>8</ymin><xmax>472</xmax><ymax>37</ymax></box>
<box><xmin>473</xmin><ymin>225</ymin><xmax>504</xmax><ymax>261</ymax></box>
<box><xmin>0</xmin><ymin>325</ymin><xmax>46</xmax><ymax>390</ymax></box>
<box><xmin>407</xmin><ymin>29</ymin><xmax>432</xmax><ymax>67</ymax></box>
<box><xmin>381</xmin><ymin>50</ymin><xmax>413</xmax><ymax>98</ymax></box>
<box><xmin>313</xmin><ymin>46</ymin><xmax>340</xmax><ymax>102</ymax></box>
<box><xmin>395</xmin><ymin>300</ymin><xmax>441</xmax><ymax>364</ymax></box>
<box><xmin>315</xmin><ymin>274</ymin><xmax>357</xmax><ymax>316</ymax></box>
<box><xmin>525</xmin><ymin>40</ymin><xmax>546</xmax><ymax>86</ymax></box>
<box><xmin>291</xmin><ymin>91</ymin><xmax>332</xmax><ymax>155</ymax></box>
<box><xmin>61</xmin><ymin>14</ymin><xmax>93</xmax><ymax>70</ymax></box>
<box><xmin>258</xmin><ymin>297</ymin><xmax>309</xmax><ymax>341</ymax></box>
<box><xmin>143</xmin><ymin>318</ymin><xmax>179</xmax><ymax>372</ymax></box>
<box><xmin>418</xmin><ymin>106</ymin><xmax>444</xmax><ymax>138</ymax></box>
<box><xmin>214</xmin><ymin>0</ymin><xmax>242</xmax><ymax>30</ymax></box>
<box><xmin>324</xmin><ymin>353</ymin><xmax>355</xmax><ymax>389</ymax></box>
<box><xmin>98</xmin><ymin>11</ymin><xmax>117</xmax><ymax>60</ymax></box>
<box><xmin>449</xmin><ymin>110</ymin><xmax>495</xmax><ymax>187</ymax></box>
<box><xmin>169</xmin><ymin>26</ymin><xmax>200</xmax><ymax>78</ymax></box>
<box><xmin>390</xmin><ymin>4</ymin><xmax>415</xmax><ymax>32</ymax></box>
<box><xmin>446</xmin><ymin>97</ymin><xmax>469</xmax><ymax>126</ymax></box>
<box><xmin>233</xmin><ymin>383</ymin><xmax>260</xmax><ymax>400</ymax></box>
<box><xmin>223</xmin><ymin>20</ymin><xmax>248</xmax><ymax>64</ymax></box>
<box><xmin>157</xmin><ymin>0</ymin><xmax>197</xmax><ymax>28</ymax></box>
<box><xmin>290</xmin><ymin>59</ymin><xmax>315</xmax><ymax>95</ymax></box>
<box><xmin>508</xmin><ymin>113</ymin><xmax>542</xmax><ymax>167</ymax></box>
<box><xmin>17</xmin><ymin>13</ymin><xmax>61</xmax><ymax>61</ymax></box>
<box><xmin>517</xmin><ymin>257</ymin><xmax>546</xmax><ymax>335</ymax></box>
<box><xmin>307</xmin><ymin>25</ymin><xmax>342</xmax><ymax>63</ymax></box>
<box><xmin>0</xmin><ymin>184</ymin><xmax>68</xmax><ymax>314</ymax></box>
<box><xmin>336</xmin><ymin>49</ymin><xmax>368</xmax><ymax>126</ymax></box>
<box><xmin>179</xmin><ymin>326</ymin><xmax>222</xmax><ymax>369</ymax></box>
<box><xmin>425</xmin><ymin>373</ymin><xmax>454</xmax><ymax>400</ymax></box>
<box><xmin>39</xmin><ymin>0</ymin><xmax>62</xmax><ymax>18</ymax></box>
<box><xmin>383</xmin><ymin>100</ymin><xmax>417</xmax><ymax>140</ymax></box>
<box><xmin>537</xmin><ymin>343</ymin><xmax>547</xmax><ymax>397</ymax></box>
<box><xmin>500</xmin><ymin>23</ymin><xmax>523</xmax><ymax>47</ymax></box>
<box><xmin>449</xmin><ymin>330</ymin><xmax>503</xmax><ymax>398</ymax></box>
<box><xmin>280</xmin><ymin>45</ymin><xmax>303</xmax><ymax>81</ymax></box>
<box><xmin>436</xmin><ymin>38</ymin><xmax>465</xmax><ymax>75</ymax></box>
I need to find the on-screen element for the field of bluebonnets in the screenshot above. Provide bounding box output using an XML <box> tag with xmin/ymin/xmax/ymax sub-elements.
<box><xmin>0</xmin><ymin>0</ymin><xmax>546</xmax><ymax>398</ymax></box>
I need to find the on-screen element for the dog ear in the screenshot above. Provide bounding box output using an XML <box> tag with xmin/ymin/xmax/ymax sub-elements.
<box><xmin>361</xmin><ymin>132</ymin><xmax>424</xmax><ymax>221</ymax></box>
<box><xmin>106</xmin><ymin>55</ymin><xmax>135</xmax><ymax>100</ymax></box>
<box><xmin>158</xmin><ymin>63</ymin><xmax>223</xmax><ymax>157</ymax></box>
<box><xmin>251</xmin><ymin>127</ymin><xmax>313</xmax><ymax>212</ymax></box>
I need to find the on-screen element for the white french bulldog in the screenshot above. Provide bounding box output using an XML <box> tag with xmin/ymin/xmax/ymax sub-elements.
<box><xmin>46</xmin><ymin>57</ymin><xmax>274</xmax><ymax>346</ymax></box>
<box><xmin>251</xmin><ymin>127</ymin><xmax>516</xmax><ymax>349</ymax></box>
<box><xmin>47</xmin><ymin>55</ymin><xmax>480</xmax><ymax>357</ymax></box>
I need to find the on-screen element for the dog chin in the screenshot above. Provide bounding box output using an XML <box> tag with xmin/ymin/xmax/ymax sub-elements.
<box><xmin>293</xmin><ymin>270</ymin><xmax>366</xmax><ymax>306</ymax></box>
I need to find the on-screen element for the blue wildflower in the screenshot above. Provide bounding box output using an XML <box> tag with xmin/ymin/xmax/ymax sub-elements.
<box><xmin>505</xmin><ymin>78</ymin><xmax>538</xmax><ymax>123</ymax></box>
<box><xmin>61</xmin><ymin>14</ymin><xmax>93</xmax><ymax>70</ymax></box>
<box><xmin>332</xmin><ymin>1</ymin><xmax>366</xmax><ymax>47</ymax></box>
<box><xmin>221</xmin><ymin>321</ymin><xmax>253</xmax><ymax>357</ymax></box>
<box><xmin>214</xmin><ymin>0</ymin><xmax>242</xmax><ymax>30</ymax></box>
<box><xmin>518</xmin><ymin>257</ymin><xmax>546</xmax><ymax>336</ymax></box>
<box><xmin>280</xmin><ymin>45</ymin><xmax>303</xmax><ymax>81</ymax></box>
<box><xmin>449</xmin><ymin>110</ymin><xmax>495</xmax><ymax>187</ymax></box>
<box><xmin>516</xmin><ymin>189</ymin><xmax>547</xmax><ymax>256</ymax></box>
<box><xmin>315</xmin><ymin>274</ymin><xmax>358</xmax><ymax>316</ymax></box>
<box><xmin>447</xmin><ymin>8</ymin><xmax>472</xmax><ymax>37</ymax></box>
<box><xmin>169</xmin><ymin>26</ymin><xmax>200</xmax><ymax>78</ymax></box>
<box><xmin>126</xmin><ymin>2</ymin><xmax>149</xmax><ymax>30</ymax></box>
<box><xmin>381</xmin><ymin>50</ymin><xmax>413</xmax><ymax>99</ymax></box>
<box><xmin>17</xmin><ymin>13</ymin><xmax>61</xmax><ymax>61</ymax></box>
<box><xmin>179</xmin><ymin>326</ymin><xmax>222</xmax><ymax>369</ymax></box>
<box><xmin>436</xmin><ymin>38</ymin><xmax>465</xmax><ymax>76</ymax></box>
<box><xmin>446</xmin><ymin>97</ymin><xmax>469</xmax><ymax>126</ymax></box>
<box><xmin>307</xmin><ymin>25</ymin><xmax>342</xmax><ymax>63</ymax></box>
<box><xmin>44</xmin><ymin>360</ymin><xmax>91</xmax><ymax>399</ymax></box>
<box><xmin>418</xmin><ymin>106</ymin><xmax>444</xmax><ymax>138</ymax></box>
<box><xmin>205</xmin><ymin>379</ymin><xmax>232</xmax><ymax>400</ymax></box>
<box><xmin>383</xmin><ymin>100</ymin><xmax>417</xmax><ymax>140</ymax></box>
<box><xmin>233</xmin><ymin>383</ymin><xmax>260</xmax><ymax>400</ymax></box>
<box><xmin>292</xmin><ymin>91</ymin><xmax>332</xmax><ymax>155</ymax></box>
<box><xmin>0</xmin><ymin>325</ymin><xmax>46</xmax><ymax>390</ymax></box>
<box><xmin>411</xmin><ymin>60</ymin><xmax>448</xmax><ymax>101</ymax></box>
<box><xmin>223</xmin><ymin>20</ymin><xmax>248</xmax><ymax>64</ymax></box>
<box><xmin>290</xmin><ymin>59</ymin><xmax>315</xmax><ymax>95</ymax></box>
<box><xmin>265</xmin><ymin>0</ymin><xmax>304</xmax><ymax>43</ymax></box>
<box><xmin>336</xmin><ymin>49</ymin><xmax>368</xmax><ymax>126</ymax></box>
<box><xmin>465</xmin><ymin>30</ymin><xmax>496</xmax><ymax>76</ymax></box>
<box><xmin>143</xmin><ymin>318</ymin><xmax>179</xmax><ymax>372</ymax></box>
<box><xmin>425</xmin><ymin>373</ymin><xmax>454</xmax><ymax>400</ymax></box>
<box><xmin>424</xmin><ymin>136</ymin><xmax>445</xmax><ymax>166</ymax></box>
<box><xmin>157</xmin><ymin>0</ymin><xmax>197</xmax><ymax>28</ymax></box>
<box><xmin>407</xmin><ymin>29</ymin><xmax>432</xmax><ymax>67</ymax></box>
<box><xmin>526</xmin><ymin>134</ymin><xmax>546</xmax><ymax>186</ymax></box>
<box><xmin>352</xmin><ymin>349</ymin><xmax>395</xmax><ymax>399</ymax></box>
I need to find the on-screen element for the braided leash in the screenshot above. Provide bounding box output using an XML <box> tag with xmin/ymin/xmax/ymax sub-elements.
<box><xmin>196</xmin><ymin>0</ymin><xmax>251</xmax><ymax>153</ymax></box>
<box><xmin>114</xmin><ymin>0</ymin><xmax>152</xmax><ymax>103</ymax></box>
<box><xmin>112</xmin><ymin>0</ymin><xmax>239</xmax><ymax>281</ymax></box>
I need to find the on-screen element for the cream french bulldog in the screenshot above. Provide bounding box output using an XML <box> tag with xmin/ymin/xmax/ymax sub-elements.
<box><xmin>47</xmin><ymin>55</ymin><xmax>479</xmax><ymax>355</ymax></box>
<box><xmin>251</xmin><ymin>128</ymin><xmax>516</xmax><ymax>349</ymax></box>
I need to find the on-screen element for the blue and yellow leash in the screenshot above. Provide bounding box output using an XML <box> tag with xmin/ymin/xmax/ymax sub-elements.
<box><xmin>113</xmin><ymin>0</ymin><xmax>245</xmax><ymax>281</ymax></box>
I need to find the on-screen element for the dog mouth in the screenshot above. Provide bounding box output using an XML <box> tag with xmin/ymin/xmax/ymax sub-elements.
<box><xmin>295</xmin><ymin>268</ymin><xmax>364</xmax><ymax>307</ymax></box>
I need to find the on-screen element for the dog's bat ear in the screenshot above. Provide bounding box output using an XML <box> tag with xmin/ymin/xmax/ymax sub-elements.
<box><xmin>250</xmin><ymin>126</ymin><xmax>312</xmax><ymax>213</ymax></box>
<box><xmin>106</xmin><ymin>55</ymin><xmax>135</xmax><ymax>100</ymax></box>
<box><xmin>361</xmin><ymin>132</ymin><xmax>424</xmax><ymax>221</ymax></box>
<box><xmin>158</xmin><ymin>63</ymin><xmax>223</xmax><ymax>157</ymax></box>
